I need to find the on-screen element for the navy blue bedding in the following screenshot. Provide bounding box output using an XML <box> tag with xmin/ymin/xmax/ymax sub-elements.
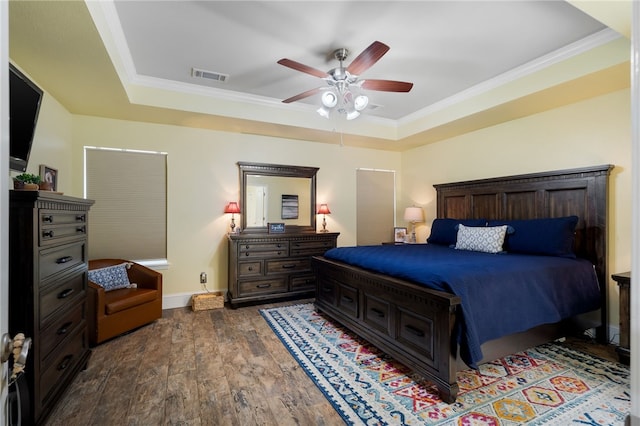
<box><xmin>322</xmin><ymin>244</ymin><xmax>600</xmax><ymax>368</ymax></box>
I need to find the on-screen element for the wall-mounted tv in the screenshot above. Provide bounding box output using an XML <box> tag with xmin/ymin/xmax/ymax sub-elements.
<box><xmin>9</xmin><ymin>63</ymin><xmax>43</xmax><ymax>172</ymax></box>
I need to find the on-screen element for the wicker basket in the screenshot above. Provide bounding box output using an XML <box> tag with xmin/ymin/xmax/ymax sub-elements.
<box><xmin>192</xmin><ymin>291</ymin><xmax>224</xmax><ymax>311</ymax></box>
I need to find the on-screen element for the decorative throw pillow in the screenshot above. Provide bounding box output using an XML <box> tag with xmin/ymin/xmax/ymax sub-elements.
<box><xmin>88</xmin><ymin>262</ymin><xmax>134</xmax><ymax>292</ymax></box>
<box><xmin>427</xmin><ymin>218</ymin><xmax>487</xmax><ymax>246</ymax></box>
<box><xmin>487</xmin><ymin>216</ymin><xmax>579</xmax><ymax>258</ymax></box>
<box><xmin>455</xmin><ymin>224</ymin><xmax>508</xmax><ymax>254</ymax></box>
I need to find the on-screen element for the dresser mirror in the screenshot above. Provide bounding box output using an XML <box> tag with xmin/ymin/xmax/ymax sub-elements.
<box><xmin>238</xmin><ymin>162</ymin><xmax>318</xmax><ymax>233</ymax></box>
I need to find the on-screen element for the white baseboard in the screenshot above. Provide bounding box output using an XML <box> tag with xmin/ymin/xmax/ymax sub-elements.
<box><xmin>162</xmin><ymin>291</ymin><xmax>227</xmax><ymax>310</ymax></box>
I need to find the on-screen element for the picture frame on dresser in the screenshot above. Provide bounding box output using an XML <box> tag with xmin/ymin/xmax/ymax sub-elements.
<box><xmin>39</xmin><ymin>164</ymin><xmax>58</xmax><ymax>191</ymax></box>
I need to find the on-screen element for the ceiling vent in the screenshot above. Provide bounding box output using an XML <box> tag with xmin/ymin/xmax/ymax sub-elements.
<box><xmin>191</xmin><ymin>67</ymin><xmax>228</xmax><ymax>83</ymax></box>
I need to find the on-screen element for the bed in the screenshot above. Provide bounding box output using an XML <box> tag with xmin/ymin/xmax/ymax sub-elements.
<box><xmin>312</xmin><ymin>164</ymin><xmax>612</xmax><ymax>403</ymax></box>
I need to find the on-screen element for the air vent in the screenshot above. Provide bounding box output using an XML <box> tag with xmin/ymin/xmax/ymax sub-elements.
<box><xmin>191</xmin><ymin>67</ymin><xmax>228</xmax><ymax>83</ymax></box>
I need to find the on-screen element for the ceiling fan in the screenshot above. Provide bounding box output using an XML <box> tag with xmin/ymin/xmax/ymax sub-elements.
<box><xmin>277</xmin><ymin>41</ymin><xmax>413</xmax><ymax>120</ymax></box>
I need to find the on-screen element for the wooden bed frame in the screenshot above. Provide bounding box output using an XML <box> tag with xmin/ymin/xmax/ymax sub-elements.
<box><xmin>312</xmin><ymin>164</ymin><xmax>613</xmax><ymax>403</ymax></box>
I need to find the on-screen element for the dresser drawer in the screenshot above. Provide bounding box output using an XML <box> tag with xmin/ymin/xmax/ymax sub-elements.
<box><xmin>290</xmin><ymin>274</ymin><xmax>316</xmax><ymax>291</ymax></box>
<box><xmin>316</xmin><ymin>278</ymin><xmax>337</xmax><ymax>306</ymax></box>
<box><xmin>40</xmin><ymin>210</ymin><xmax>87</xmax><ymax>227</ymax></box>
<box><xmin>238</xmin><ymin>261</ymin><xmax>262</xmax><ymax>277</ymax></box>
<box><xmin>40</xmin><ymin>303</ymin><xmax>84</xmax><ymax>360</ymax></box>
<box><xmin>290</xmin><ymin>239</ymin><xmax>335</xmax><ymax>256</ymax></box>
<box><xmin>39</xmin><ymin>210</ymin><xmax>88</xmax><ymax>246</ymax></box>
<box><xmin>239</xmin><ymin>249</ymin><xmax>287</xmax><ymax>259</ymax></box>
<box><xmin>239</xmin><ymin>241</ymin><xmax>288</xmax><ymax>253</ymax></box>
<box><xmin>39</xmin><ymin>242</ymin><xmax>85</xmax><ymax>281</ymax></box>
<box><xmin>40</xmin><ymin>271</ymin><xmax>86</xmax><ymax>324</ymax></box>
<box><xmin>266</xmin><ymin>258</ymin><xmax>310</xmax><ymax>275</ymax></box>
<box><xmin>40</xmin><ymin>328</ymin><xmax>85</xmax><ymax>405</ymax></box>
<box><xmin>238</xmin><ymin>278</ymin><xmax>287</xmax><ymax>297</ymax></box>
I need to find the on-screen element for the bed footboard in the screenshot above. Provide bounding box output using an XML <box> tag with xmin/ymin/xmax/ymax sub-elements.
<box><xmin>312</xmin><ymin>255</ymin><xmax>462</xmax><ymax>403</ymax></box>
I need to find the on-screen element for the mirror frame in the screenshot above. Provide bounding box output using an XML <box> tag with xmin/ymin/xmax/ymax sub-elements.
<box><xmin>238</xmin><ymin>162</ymin><xmax>318</xmax><ymax>234</ymax></box>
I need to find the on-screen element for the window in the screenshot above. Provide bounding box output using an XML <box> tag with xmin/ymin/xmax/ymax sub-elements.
<box><xmin>356</xmin><ymin>168</ymin><xmax>396</xmax><ymax>245</ymax></box>
<box><xmin>85</xmin><ymin>147</ymin><xmax>167</xmax><ymax>265</ymax></box>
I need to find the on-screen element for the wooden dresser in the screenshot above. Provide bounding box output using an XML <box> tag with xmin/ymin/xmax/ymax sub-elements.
<box><xmin>9</xmin><ymin>190</ymin><xmax>94</xmax><ymax>425</ymax></box>
<box><xmin>228</xmin><ymin>232</ymin><xmax>339</xmax><ymax>307</ymax></box>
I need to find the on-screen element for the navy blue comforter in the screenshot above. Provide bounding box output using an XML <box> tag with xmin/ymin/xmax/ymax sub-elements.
<box><xmin>323</xmin><ymin>244</ymin><xmax>600</xmax><ymax>368</ymax></box>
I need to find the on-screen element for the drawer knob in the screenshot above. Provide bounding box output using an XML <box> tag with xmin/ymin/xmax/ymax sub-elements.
<box><xmin>76</xmin><ymin>214</ymin><xmax>86</xmax><ymax>222</ymax></box>
<box><xmin>405</xmin><ymin>324</ymin><xmax>425</xmax><ymax>337</ymax></box>
<box><xmin>42</xmin><ymin>215</ymin><xmax>53</xmax><ymax>223</ymax></box>
<box><xmin>57</xmin><ymin>354</ymin><xmax>73</xmax><ymax>371</ymax></box>
<box><xmin>245</xmin><ymin>245</ymin><xmax>250</xmax><ymax>249</ymax></box>
<box><xmin>247</xmin><ymin>266</ymin><xmax>253</xmax><ymax>271</ymax></box>
<box><xmin>57</xmin><ymin>288</ymin><xmax>75</xmax><ymax>299</ymax></box>
<box><xmin>370</xmin><ymin>308</ymin><xmax>385</xmax><ymax>318</ymax></box>
<box><xmin>76</xmin><ymin>226</ymin><xmax>86</xmax><ymax>233</ymax></box>
<box><xmin>256</xmin><ymin>283</ymin><xmax>272</xmax><ymax>289</ymax></box>
<box><xmin>43</xmin><ymin>230</ymin><xmax>54</xmax><ymax>238</ymax></box>
<box><xmin>57</xmin><ymin>322</ymin><xmax>73</xmax><ymax>335</ymax></box>
<box><xmin>342</xmin><ymin>295</ymin><xmax>354</xmax><ymax>303</ymax></box>
<box><xmin>245</xmin><ymin>252</ymin><xmax>250</xmax><ymax>256</ymax></box>
<box><xmin>282</xmin><ymin>263</ymin><xmax>296</xmax><ymax>269</ymax></box>
<box><xmin>56</xmin><ymin>256</ymin><xmax>73</xmax><ymax>264</ymax></box>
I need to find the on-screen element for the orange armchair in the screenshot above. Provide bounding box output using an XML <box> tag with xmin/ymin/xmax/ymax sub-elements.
<box><xmin>87</xmin><ymin>259</ymin><xmax>162</xmax><ymax>346</ymax></box>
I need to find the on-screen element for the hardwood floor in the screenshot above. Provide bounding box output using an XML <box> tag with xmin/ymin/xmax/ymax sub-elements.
<box><xmin>44</xmin><ymin>299</ymin><xmax>619</xmax><ymax>425</ymax></box>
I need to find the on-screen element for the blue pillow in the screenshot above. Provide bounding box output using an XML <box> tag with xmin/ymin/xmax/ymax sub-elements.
<box><xmin>88</xmin><ymin>262</ymin><xmax>134</xmax><ymax>291</ymax></box>
<box><xmin>427</xmin><ymin>218</ymin><xmax>487</xmax><ymax>246</ymax></box>
<box><xmin>487</xmin><ymin>216</ymin><xmax>579</xmax><ymax>258</ymax></box>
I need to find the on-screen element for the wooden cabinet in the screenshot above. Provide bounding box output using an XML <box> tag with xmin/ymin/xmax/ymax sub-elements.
<box><xmin>228</xmin><ymin>232</ymin><xmax>338</xmax><ymax>307</ymax></box>
<box><xmin>612</xmin><ymin>271</ymin><xmax>630</xmax><ymax>365</ymax></box>
<box><xmin>9</xmin><ymin>190</ymin><xmax>94</xmax><ymax>425</ymax></box>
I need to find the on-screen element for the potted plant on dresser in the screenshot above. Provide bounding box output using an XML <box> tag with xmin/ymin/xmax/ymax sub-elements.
<box><xmin>13</xmin><ymin>173</ymin><xmax>41</xmax><ymax>190</ymax></box>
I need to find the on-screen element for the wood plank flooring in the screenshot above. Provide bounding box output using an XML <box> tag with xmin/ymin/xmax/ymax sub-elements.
<box><xmin>44</xmin><ymin>299</ymin><xmax>618</xmax><ymax>425</ymax></box>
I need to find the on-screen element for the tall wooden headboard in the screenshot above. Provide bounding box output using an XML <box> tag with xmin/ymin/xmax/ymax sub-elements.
<box><xmin>434</xmin><ymin>164</ymin><xmax>613</xmax><ymax>342</ymax></box>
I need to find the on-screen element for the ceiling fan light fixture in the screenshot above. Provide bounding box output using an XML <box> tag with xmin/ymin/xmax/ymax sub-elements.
<box><xmin>317</xmin><ymin>106</ymin><xmax>331</xmax><ymax>119</ymax></box>
<box><xmin>321</xmin><ymin>91</ymin><xmax>338</xmax><ymax>108</ymax></box>
<box><xmin>354</xmin><ymin>94</ymin><xmax>369</xmax><ymax>111</ymax></box>
<box><xmin>346</xmin><ymin>110</ymin><xmax>360</xmax><ymax>120</ymax></box>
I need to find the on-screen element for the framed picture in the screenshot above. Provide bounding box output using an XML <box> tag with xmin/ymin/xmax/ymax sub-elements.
<box><xmin>394</xmin><ymin>227</ymin><xmax>407</xmax><ymax>243</ymax></box>
<box><xmin>39</xmin><ymin>165</ymin><xmax>58</xmax><ymax>191</ymax></box>
<box><xmin>281</xmin><ymin>194</ymin><xmax>299</xmax><ymax>219</ymax></box>
<box><xmin>268</xmin><ymin>222</ymin><xmax>286</xmax><ymax>234</ymax></box>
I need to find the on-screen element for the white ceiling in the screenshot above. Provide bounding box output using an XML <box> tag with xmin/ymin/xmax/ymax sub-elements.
<box><xmin>113</xmin><ymin>0</ymin><xmax>605</xmax><ymax>120</ymax></box>
<box><xmin>8</xmin><ymin>1</ymin><xmax>632</xmax><ymax>151</ymax></box>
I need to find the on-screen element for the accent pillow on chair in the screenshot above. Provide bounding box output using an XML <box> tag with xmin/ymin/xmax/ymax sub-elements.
<box><xmin>87</xmin><ymin>262</ymin><xmax>137</xmax><ymax>291</ymax></box>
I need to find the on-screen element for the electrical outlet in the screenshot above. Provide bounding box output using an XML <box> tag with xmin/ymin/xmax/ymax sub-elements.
<box><xmin>200</xmin><ymin>272</ymin><xmax>207</xmax><ymax>284</ymax></box>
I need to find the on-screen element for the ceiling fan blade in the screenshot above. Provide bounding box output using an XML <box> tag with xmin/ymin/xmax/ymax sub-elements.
<box><xmin>362</xmin><ymin>79</ymin><xmax>414</xmax><ymax>92</ymax></box>
<box><xmin>282</xmin><ymin>87</ymin><xmax>322</xmax><ymax>103</ymax></box>
<box><xmin>346</xmin><ymin>41</ymin><xmax>390</xmax><ymax>76</ymax></box>
<box><xmin>277</xmin><ymin>58</ymin><xmax>328</xmax><ymax>79</ymax></box>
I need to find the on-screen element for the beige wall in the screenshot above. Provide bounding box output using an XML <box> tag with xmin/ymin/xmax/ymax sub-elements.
<box><xmin>400</xmin><ymin>88</ymin><xmax>631</xmax><ymax>332</ymax></box>
<box><xmin>21</xmin><ymin>82</ymin><xmax>630</xmax><ymax>331</ymax></box>
<box><xmin>69</xmin><ymin>115</ymin><xmax>402</xmax><ymax>299</ymax></box>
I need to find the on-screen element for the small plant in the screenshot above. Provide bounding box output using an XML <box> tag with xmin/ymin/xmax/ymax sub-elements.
<box><xmin>15</xmin><ymin>173</ymin><xmax>41</xmax><ymax>184</ymax></box>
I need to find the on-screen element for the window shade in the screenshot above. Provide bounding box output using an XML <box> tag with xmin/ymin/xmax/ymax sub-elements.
<box><xmin>85</xmin><ymin>148</ymin><xmax>167</xmax><ymax>261</ymax></box>
<box><xmin>356</xmin><ymin>169</ymin><xmax>396</xmax><ymax>246</ymax></box>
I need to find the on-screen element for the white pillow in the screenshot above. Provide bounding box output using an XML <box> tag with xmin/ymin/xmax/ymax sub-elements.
<box><xmin>455</xmin><ymin>224</ymin><xmax>508</xmax><ymax>254</ymax></box>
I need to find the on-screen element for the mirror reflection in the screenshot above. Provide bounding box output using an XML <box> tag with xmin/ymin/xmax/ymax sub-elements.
<box><xmin>238</xmin><ymin>162</ymin><xmax>318</xmax><ymax>233</ymax></box>
<box><xmin>245</xmin><ymin>175</ymin><xmax>312</xmax><ymax>227</ymax></box>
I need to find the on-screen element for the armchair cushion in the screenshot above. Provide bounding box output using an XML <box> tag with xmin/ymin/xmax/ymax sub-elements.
<box><xmin>88</xmin><ymin>262</ymin><xmax>136</xmax><ymax>291</ymax></box>
<box><xmin>104</xmin><ymin>288</ymin><xmax>158</xmax><ymax>315</ymax></box>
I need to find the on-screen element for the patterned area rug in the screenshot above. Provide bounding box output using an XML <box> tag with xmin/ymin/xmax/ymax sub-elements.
<box><xmin>260</xmin><ymin>303</ymin><xmax>630</xmax><ymax>425</ymax></box>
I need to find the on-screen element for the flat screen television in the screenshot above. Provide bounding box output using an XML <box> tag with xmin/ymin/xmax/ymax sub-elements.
<box><xmin>9</xmin><ymin>63</ymin><xmax>43</xmax><ymax>172</ymax></box>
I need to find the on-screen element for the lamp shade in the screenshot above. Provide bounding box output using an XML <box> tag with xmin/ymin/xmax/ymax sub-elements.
<box><xmin>403</xmin><ymin>206</ymin><xmax>423</xmax><ymax>223</ymax></box>
<box><xmin>317</xmin><ymin>204</ymin><xmax>331</xmax><ymax>215</ymax></box>
<box><xmin>224</xmin><ymin>202</ymin><xmax>241</xmax><ymax>214</ymax></box>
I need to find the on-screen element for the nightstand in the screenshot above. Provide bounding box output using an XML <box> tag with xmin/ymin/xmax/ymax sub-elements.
<box><xmin>612</xmin><ymin>271</ymin><xmax>630</xmax><ymax>365</ymax></box>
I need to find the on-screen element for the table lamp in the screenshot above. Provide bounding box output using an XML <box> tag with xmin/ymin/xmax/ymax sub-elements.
<box><xmin>404</xmin><ymin>206</ymin><xmax>424</xmax><ymax>243</ymax></box>
<box><xmin>317</xmin><ymin>203</ymin><xmax>331</xmax><ymax>232</ymax></box>
<box><xmin>224</xmin><ymin>202</ymin><xmax>241</xmax><ymax>233</ymax></box>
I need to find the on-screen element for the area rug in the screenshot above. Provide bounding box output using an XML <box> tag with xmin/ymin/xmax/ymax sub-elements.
<box><xmin>260</xmin><ymin>303</ymin><xmax>630</xmax><ymax>425</ymax></box>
